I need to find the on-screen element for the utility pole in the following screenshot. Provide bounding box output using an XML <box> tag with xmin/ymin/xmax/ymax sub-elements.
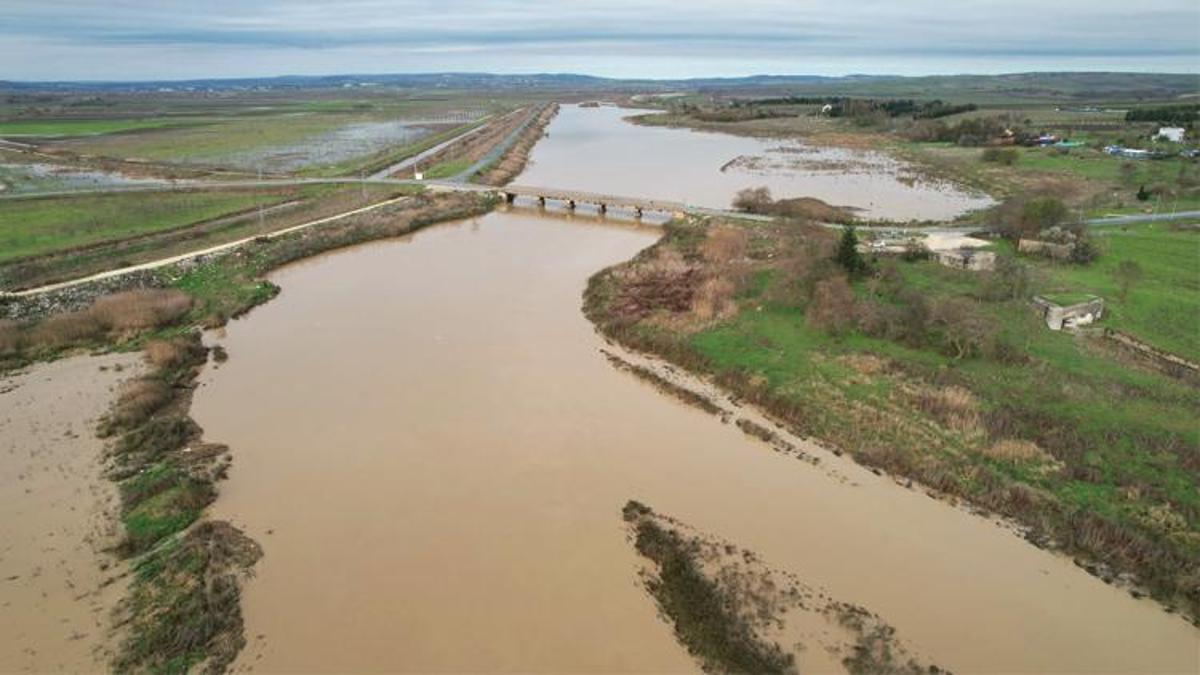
<box><xmin>257</xmin><ymin>165</ymin><xmax>264</xmax><ymax>230</ymax></box>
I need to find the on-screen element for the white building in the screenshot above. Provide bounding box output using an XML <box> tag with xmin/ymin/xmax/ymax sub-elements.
<box><xmin>1156</xmin><ymin>127</ymin><xmax>1186</xmax><ymax>143</ymax></box>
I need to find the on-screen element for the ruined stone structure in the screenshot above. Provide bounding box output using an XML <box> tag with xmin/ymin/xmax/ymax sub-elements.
<box><xmin>1032</xmin><ymin>295</ymin><xmax>1105</xmax><ymax>330</ymax></box>
<box><xmin>936</xmin><ymin>248</ymin><xmax>996</xmax><ymax>271</ymax></box>
<box><xmin>1019</xmin><ymin>238</ymin><xmax>1074</xmax><ymax>261</ymax></box>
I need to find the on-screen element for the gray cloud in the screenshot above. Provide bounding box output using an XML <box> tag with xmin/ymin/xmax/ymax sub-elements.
<box><xmin>2</xmin><ymin>0</ymin><xmax>1197</xmax><ymax>80</ymax></box>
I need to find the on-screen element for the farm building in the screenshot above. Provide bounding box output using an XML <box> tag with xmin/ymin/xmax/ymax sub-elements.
<box><xmin>1156</xmin><ymin>127</ymin><xmax>1186</xmax><ymax>143</ymax></box>
<box><xmin>1032</xmin><ymin>295</ymin><xmax>1105</xmax><ymax>331</ymax></box>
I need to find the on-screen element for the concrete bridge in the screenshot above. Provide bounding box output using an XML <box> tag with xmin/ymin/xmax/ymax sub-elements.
<box><xmin>498</xmin><ymin>185</ymin><xmax>687</xmax><ymax>218</ymax></box>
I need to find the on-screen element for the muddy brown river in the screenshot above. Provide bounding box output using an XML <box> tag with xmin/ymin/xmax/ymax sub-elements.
<box><xmin>515</xmin><ymin>105</ymin><xmax>993</xmax><ymax>221</ymax></box>
<box><xmin>193</xmin><ymin>207</ymin><xmax>1199</xmax><ymax>672</ymax></box>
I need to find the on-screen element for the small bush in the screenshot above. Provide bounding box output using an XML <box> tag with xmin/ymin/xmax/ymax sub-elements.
<box><xmin>144</xmin><ymin>338</ymin><xmax>201</xmax><ymax>370</ymax></box>
<box><xmin>807</xmin><ymin>275</ymin><xmax>856</xmax><ymax>334</ymax></box>
<box><xmin>104</xmin><ymin>378</ymin><xmax>174</xmax><ymax>435</ymax></box>
<box><xmin>700</xmin><ymin>226</ymin><xmax>749</xmax><ymax>265</ymax></box>
<box><xmin>732</xmin><ymin>186</ymin><xmax>774</xmax><ymax>214</ymax></box>
<box><xmin>0</xmin><ymin>319</ymin><xmax>21</xmax><ymax>354</ymax></box>
<box><xmin>981</xmin><ymin>147</ymin><xmax>1019</xmax><ymax>165</ymax></box>
<box><xmin>900</xmin><ymin>240</ymin><xmax>930</xmax><ymax>262</ymax></box>
<box><xmin>692</xmin><ymin>275</ymin><xmax>738</xmax><ymax>321</ymax></box>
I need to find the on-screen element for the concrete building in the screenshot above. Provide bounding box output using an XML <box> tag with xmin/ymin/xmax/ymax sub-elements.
<box><xmin>1156</xmin><ymin>127</ymin><xmax>1186</xmax><ymax>143</ymax></box>
<box><xmin>1032</xmin><ymin>295</ymin><xmax>1105</xmax><ymax>330</ymax></box>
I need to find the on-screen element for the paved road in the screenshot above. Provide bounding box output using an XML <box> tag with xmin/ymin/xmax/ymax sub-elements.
<box><xmin>367</xmin><ymin>117</ymin><xmax>492</xmax><ymax>180</ymax></box>
<box><xmin>1086</xmin><ymin>210</ymin><xmax>1200</xmax><ymax>226</ymax></box>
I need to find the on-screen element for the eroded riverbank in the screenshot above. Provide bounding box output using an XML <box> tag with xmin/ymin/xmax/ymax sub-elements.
<box><xmin>193</xmin><ymin>210</ymin><xmax>1199</xmax><ymax>672</ymax></box>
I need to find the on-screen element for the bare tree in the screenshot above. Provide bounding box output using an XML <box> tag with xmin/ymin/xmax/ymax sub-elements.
<box><xmin>807</xmin><ymin>275</ymin><xmax>856</xmax><ymax>334</ymax></box>
<box><xmin>1112</xmin><ymin>259</ymin><xmax>1144</xmax><ymax>302</ymax></box>
<box><xmin>732</xmin><ymin>186</ymin><xmax>774</xmax><ymax>214</ymax></box>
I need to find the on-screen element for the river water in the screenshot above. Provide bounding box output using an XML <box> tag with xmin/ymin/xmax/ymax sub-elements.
<box><xmin>515</xmin><ymin>105</ymin><xmax>992</xmax><ymax>221</ymax></box>
<box><xmin>192</xmin><ymin>108</ymin><xmax>1199</xmax><ymax>673</ymax></box>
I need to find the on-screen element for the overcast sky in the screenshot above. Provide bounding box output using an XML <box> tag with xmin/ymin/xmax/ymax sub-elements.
<box><xmin>2</xmin><ymin>0</ymin><xmax>1198</xmax><ymax>81</ymax></box>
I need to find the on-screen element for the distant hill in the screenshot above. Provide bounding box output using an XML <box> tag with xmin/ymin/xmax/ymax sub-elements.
<box><xmin>1</xmin><ymin>71</ymin><xmax>1196</xmax><ymax>101</ymax></box>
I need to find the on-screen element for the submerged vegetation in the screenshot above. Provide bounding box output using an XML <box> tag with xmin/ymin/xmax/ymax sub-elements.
<box><xmin>623</xmin><ymin>501</ymin><xmax>797</xmax><ymax>674</ymax></box>
<box><xmin>623</xmin><ymin>501</ymin><xmax>939</xmax><ymax>674</ymax></box>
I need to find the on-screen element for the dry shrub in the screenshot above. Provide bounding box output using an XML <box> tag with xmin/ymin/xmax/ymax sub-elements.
<box><xmin>26</xmin><ymin>310</ymin><xmax>104</xmax><ymax>348</ymax></box>
<box><xmin>806</xmin><ymin>275</ymin><xmax>856</xmax><ymax>334</ymax></box>
<box><xmin>143</xmin><ymin>338</ymin><xmax>199</xmax><ymax>370</ymax></box>
<box><xmin>692</xmin><ymin>275</ymin><xmax>738</xmax><ymax>321</ymax></box>
<box><xmin>611</xmin><ymin>248</ymin><xmax>698</xmax><ymax>321</ymax></box>
<box><xmin>914</xmin><ymin>385</ymin><xmax>982</xmax><ymax>434</ymax></box>
<box><xmin>980</xmin><ymin>439</ymin><xmax>1050</xmax><ymax>463</ymax></box>
<box><xmin>90</xmin><ymin>289</ymin><xmax>192</xmax><ymax>331</ymax></box>
<box><xmin>105</xmin><ymin>377</ymin><xmax>173</xmax><ymax>433</ymax></box>
<box><xmin>838</xmin><ymin>353</ymin><xmax>887</xmax><ymax>376</ymax></box>
<box><xmin>766</xmin><ymin>235</ymin><xmax>838</xmax><ymax>306</ymax></box>
<box><xmin>0</xmin><ymin>319</ymin><xmax>21</xmax><ymax>354</ymax></box>
<box><xmin>732</xmin><ymin>186</ymin><xmax>773</xmax><ymax>214</ymax></box>
<box><xmin>700</xmin><ymin>226</ymin><xmax>749</xmax><ymax>265</ymax></box>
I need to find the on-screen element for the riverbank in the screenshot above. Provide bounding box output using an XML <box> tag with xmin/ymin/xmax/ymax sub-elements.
<box><xmin>0</xmin><ymin>191</ymin><xmax>495</xmax><ymax>670</ymax></box>
<box><xmin>475</xmin><ymin>103</ymin><xmax>559</xmax><ymax>185</ymax></box>
<box><xmin>584</xmin><ymin>215</ymin><xmax>1200</xmax><ymax>623</ymax></box>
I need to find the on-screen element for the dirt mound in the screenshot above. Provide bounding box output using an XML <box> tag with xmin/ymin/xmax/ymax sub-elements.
<box><xmin>770</xmin><ymin>197</ymin><xmax>854</xmax><ymax>223</ymax></box>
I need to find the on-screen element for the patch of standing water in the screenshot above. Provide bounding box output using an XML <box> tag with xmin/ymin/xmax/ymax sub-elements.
<box><xmin>0</xmin><ymin>162</ymin><xmax>169</xmax><ymax>194</ymax></box>
<box><xmin>515</xmin><ymin>104</ymin><xmax>993</xmax><ymax>221</ymax></box>
<box><xmin>217</xmin><ymin>120</ymin><xmax>439</xmax><ymax>172</ymax></box>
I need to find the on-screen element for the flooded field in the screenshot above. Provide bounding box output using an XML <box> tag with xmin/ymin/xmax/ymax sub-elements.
<box><xmin>219</xmin><ymin>119</ymin><xmax>439</xmax><ymax>172</ymax></box>
<box><xmin>516</xmin><ymin>105</ymin><xmax>992</xmax><ymax>221</ymax></box>
<box><xmin>0</xmin><ymin>162</ymin><xmax>168</xmax><ymax>194</ymax></box>
<box><xmin>193</xmin><ymin>211</ymin><xmax>1199</xmax><ymax>673</ymax></box>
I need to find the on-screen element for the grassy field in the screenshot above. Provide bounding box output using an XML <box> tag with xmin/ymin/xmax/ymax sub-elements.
<box><xmin>0</xmin><ymin>118</ymin><xmax>207</xmax><ymax>137</ymax></box>
<box><xmin>0</xmin><ymin>184</ymin><xmax>418</xmax><ymax>290</ymax></box>
<box><xmin>19</xmin><ymin>92</ymin><xmax>526</xmax><ymax>175</ymax></box>
<box><xmin>0</xmin><ymin>190</ymin><xmax>291</xmax><ymax>262</ymax></box>
<box><xmin>1030</xmin><ymin>223</ymin><xmax>1200</xmax><ymax>360</ymax></box>
<box><xmin>422</xmin><ymin>159</ymin><xmax>472</xmax><ymax>179</ymax></box>
<box><xmin>586</xmin><ymin>217</ymin><xmax>1200</xmax><ymax>618</ymax></box>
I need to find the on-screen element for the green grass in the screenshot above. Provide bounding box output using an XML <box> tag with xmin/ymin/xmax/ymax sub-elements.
<box><xmin>1032</xmin><ymin>224</ymin><xmax>1200</xmax><ymax>360</ymax></box>
<box><xmin>1040</xmin><ymin>291</ymin><xmax>1099</xmax><ymax>306</ymax></box>
<box><xmin>0</xmin><ymin>190</ymin><xmax>292</xmax><ymax>262</ymax></box>
<box><xmin>690</xmin><ymin>262</ymin><xmax>1200</xmax><ymax>535</ymax></box>
<box><xmin>0</xmin><ymin>118</ymin><xmax>205</xmax><ymax>137</ymax></box>
<box><xmin>422</xmin><ymin>159</ymin><xmax>471</xmax><ymax>179</ymax></box>
<box><xmin>1018</xmin><ymin>147</ymin><xmax>1194</xmax><ymax>185</ymax></box>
